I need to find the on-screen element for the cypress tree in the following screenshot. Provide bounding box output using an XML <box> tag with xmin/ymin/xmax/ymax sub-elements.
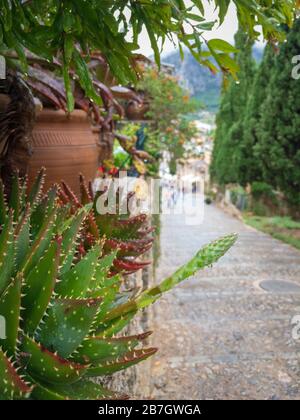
<box><xmin>211</xmin><ymin>28</ymin><xmax>256</xmax><ymax>185</ymax></box>
<box><xmin>239</xmin><ymin>45</ymin><xmax>276</xmax><ymax>185</ymax></box>
<box><xmin>256</xmin><ymin>19</ymin><xmax>300</xmax><ymax>208</ymax></box>
<box><xmin>210</xmin><ymin>80</ymin><xmax>234</xmax><ymax>184</ymax></box>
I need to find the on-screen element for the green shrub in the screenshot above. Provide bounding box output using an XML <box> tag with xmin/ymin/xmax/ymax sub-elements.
<box><xmin>251</xmin><ymin>201</ymin><xmax>269</xmax><ymax>217</ymax></box>
<box><xmin>251</xmin><ymin>182</ymin><xmax>276</xmax><ymax>200</ymax></box>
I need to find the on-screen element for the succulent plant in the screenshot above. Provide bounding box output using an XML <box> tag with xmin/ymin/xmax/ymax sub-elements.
<box><xmin>0</xmin><ymin>170</ymin><xmax>237</xmax><ymax>400</ymax></box>
<box><xmin>58</xmin><ymin>175</ymin><xmax>155</xmax><ymax>276</ymax></box>
<box><xmin>0</xmin><ymin>54</ymin><xmax>147</xmax><ymax>186</ymax></box>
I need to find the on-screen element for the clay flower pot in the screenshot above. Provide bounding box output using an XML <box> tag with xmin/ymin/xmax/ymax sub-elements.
<box><xmin>27</xmin><ymin>109</ymin><xmax>98</xmax><ymax>195</ymax></box>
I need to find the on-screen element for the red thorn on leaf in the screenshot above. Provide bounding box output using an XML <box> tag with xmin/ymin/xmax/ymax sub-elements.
<box><xmin>55</xmin><ymin>235</ymin><xmax>63</xmax><ymax>246</ymax></box>
<box><xmin>78</xmin><ymin>242</ymin><xmax>86</xmax><ymax>256</ymax></box>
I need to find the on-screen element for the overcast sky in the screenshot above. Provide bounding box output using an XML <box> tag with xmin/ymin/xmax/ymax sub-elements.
<box><xmin>137</xmin><ymin>1</ymin><xmax>239</xmax><ymax>57</ymax></box>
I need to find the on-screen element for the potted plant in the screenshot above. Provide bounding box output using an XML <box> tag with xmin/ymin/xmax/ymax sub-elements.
<box><xmin>0</xmin><ymin>52</ymin><xmax>143</xmax><ymax>194</ymax></box>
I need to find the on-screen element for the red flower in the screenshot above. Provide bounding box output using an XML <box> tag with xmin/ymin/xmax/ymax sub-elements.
<box><xmin>109</xmin><ymin>167</ymin><xmax>119</xmax><ymax>176</ymax></box>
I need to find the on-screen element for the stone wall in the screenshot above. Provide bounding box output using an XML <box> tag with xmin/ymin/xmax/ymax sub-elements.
<box><xmin>99</xmin><ymin>249</ymin><xmax>154</xmax><ymax>399</ymax></box>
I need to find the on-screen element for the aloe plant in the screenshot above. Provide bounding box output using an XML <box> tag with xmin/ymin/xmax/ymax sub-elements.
<box><xmin>0</xmin><ymin>170</ymin><xmax>237</xmax><ymax>400</ymax></box>
<box><xmin>58</xmin><ymin>175</ymin><xmax>155</xmax><ymax>276</ymax></box>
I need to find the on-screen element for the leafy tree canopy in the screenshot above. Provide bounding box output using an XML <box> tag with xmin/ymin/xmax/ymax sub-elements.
<box><xmin>0</xmin><ymin>1</ymin><xmax>297</xmax><ymax>109</ymax></box>
<box><xmin>137</xmin><ymin>68</ymin><xmax>197</xmax><ymax>174</ymax></box>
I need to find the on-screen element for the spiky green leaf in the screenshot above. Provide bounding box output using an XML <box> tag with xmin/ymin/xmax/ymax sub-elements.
<box><xmin>15</xmin><ymin>207</ymin><xmax>31</xmax><ymax>269</ymax></box>
<box><xmin>90</xmin><ymin>252</ymin><xmax>118</xmax><ymax>291</ymax></box>
<box><xmin>59</xmin><ymin>207</ymin><xmax>89</xmax><ymax>276</ymax></box>
<box><xmin>90</xmin><ymin>277</ymin><xmax>120</xmax><ymax>326</ymax></box>
<box><xmin>72</xmin><ymin>332</ymin><xmax>152</xmax><ymax>364</ymax></box>
<box><xmin>0</xmin><ymin>274</ymin><xmax>22</xmax><ymax>355</ymax></box>
<box><xmin>87</xmin><ymin>348</ymin><xmax>157</xmax><ymax>376</ymax></box>
<box><xmin>22</xmin><ymin>239</ymin><xmax>61</xmax><ymax>335</ymax></box>
<box><xmin>0</xmin><ymin>349</ymin><xmax>32</xmax><ymax>400</ymax></box>
<box><xmin>95</xmin><ymin>312</ymin><xmax>136</xmax><ymax>338</ymax></box>
<box><xmin>21</xmin><ymin>207</ymin><xmax>57</xmax><ymax>276</ymax></box>
<box><xmin>30</xmin><ymin>186</ymin><xmax>57</xmax><ymax>238</ymax></box>
<box><xmin>20</xmin><ymin>336</ymin><xmax>87</xmax><ymax>384</ymax></box>
<box><xmin>0</xmin><ymin>212</ymin><xmax>15</xmax><ymax>295</ymax></box>
<box><xmin>31</xmin><ymin>378</ymin><xmax>128</xmax><ymax>400</ymax></box>
<box><xmin>27</xmin><ymin>168</ymin><xmax>45</xmax><ymax>207</ymax></box>
<box><xmin>9</xmin><ymin>173</ymin><xmax>21</xmax><ymax>222</ymax></box>
<box><xmin>103</xmin><ymin>234</ymin><xmax>238</xmax><ymax>322</ymax></box>
<box><xmin>56</xmin><ymin>244</ymin><xmax>102</xmax><ymax>298</ymax></box>
<box><xmin>38</xmin><ymin>297</ymin><xmax>102</xmax><ymax>358</ymax></box>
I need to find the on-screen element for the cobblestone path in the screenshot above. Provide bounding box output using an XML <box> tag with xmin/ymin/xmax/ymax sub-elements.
<box><xmin>136</xmin><ymin>202</ymin><xmax>300</xmax><ymax>400</ymax></box>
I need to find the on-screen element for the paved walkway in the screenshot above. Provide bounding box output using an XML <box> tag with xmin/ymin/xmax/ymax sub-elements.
<box><xmin>137</xmin><ymin>202</ymin><xmax>300</xmax><ymax>400</ymax></box>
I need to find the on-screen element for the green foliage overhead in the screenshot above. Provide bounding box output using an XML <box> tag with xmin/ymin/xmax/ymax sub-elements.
<box><xmin>0</xmin><ymin>0</ymin><xmax>296</xmax><ymax>102</ymax></box>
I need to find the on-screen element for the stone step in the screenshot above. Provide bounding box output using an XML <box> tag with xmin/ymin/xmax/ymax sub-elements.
<box><xmin>136</xmin><ymin>203</ymin><xmax>300</xmax><ymax>400</ymax></box>
<box><xmin>149</xmin><ymin>358</ymin><xmax>300</xmax><ymax>400</ymax></box>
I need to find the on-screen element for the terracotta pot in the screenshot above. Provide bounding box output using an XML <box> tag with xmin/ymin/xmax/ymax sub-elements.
<box><xmin>28</xmin><ymin>109</ymin><xmax>98</xmax><ymax>196</ymax></box>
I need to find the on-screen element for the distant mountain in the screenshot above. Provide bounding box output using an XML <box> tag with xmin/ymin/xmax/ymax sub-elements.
<box><xmin>163</xmin><ymin>45</ymin><xmax>264</xmax><ymax>112</ymax></box>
